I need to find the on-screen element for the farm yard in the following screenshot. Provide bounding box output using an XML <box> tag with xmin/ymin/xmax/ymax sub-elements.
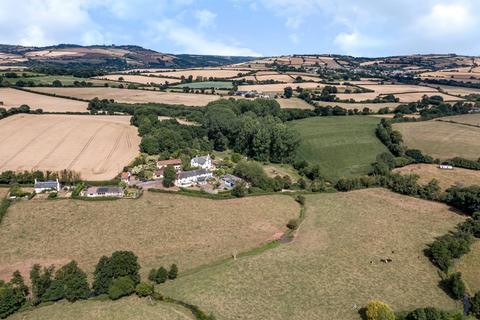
<box><xmin>29</xmin><ymin>87</ymin><xmax>222</xmax><ymax>106</ymax></box>
<box><xmin>0</xmin><ymin>114</ymin><xmax>140</xmax><ymax>181</ymax></box>
<box><xmin>161</xmin><ymin>189</ymin><xmax>463</xmax><ymax>320</ymax></box>
<box><xmin>0</xmin><ymin>88</ymin><xmax>88</xmax><ymax>112</ymax></box>
<box><xmin>288</xmin><ymin>116</ymin><xmax>390</xmax><ymax>180</ymax></box>
<box><xmin>9</xmin><ymin>297</ymin><xmax>194</xmax><ymax>320</ymax></box>
<box><xmin>0</xmin><ymin>192</ymin><xmax>298</xmax><ymax>281</ymax></box>
<box><xmin>393</xmin><ymin>164</ymin><xmax>480</xmax><ymax>190</ymax></box>
<box><xmin>393</xmin><ymin>120</ymin><xmax>480</xmax><ymax>160</ymax></box>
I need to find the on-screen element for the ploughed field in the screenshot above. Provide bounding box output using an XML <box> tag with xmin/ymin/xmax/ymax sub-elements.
<box><xmin>0</xmin><ymin>114</ymin><xmax>140</xmax><ymax>181</ymax></box>
<box><xmin>0</xmin><ymin>192</ymin><xmax>297</xmax><ymax>282</ymax></box>
<box><xmin>161</xmin><ymin>189</ymin><xmax>464</xmax><ymax>320</ymax></box>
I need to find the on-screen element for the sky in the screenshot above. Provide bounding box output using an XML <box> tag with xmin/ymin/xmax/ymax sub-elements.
<box><xmin>0</xmin><ymin>0</ymin><xmax>479</xmax><ymax>57</ymax></box>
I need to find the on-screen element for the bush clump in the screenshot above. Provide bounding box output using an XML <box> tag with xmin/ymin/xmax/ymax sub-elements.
<box><xmin>365</xmin><ymin>300</ymin><xmax>395</xmax><ymax>320</ymax></box>
<box><xmin>108</xmin><ymin>276</ymin><xmax>135</xmax><ymax>300</ymax></box>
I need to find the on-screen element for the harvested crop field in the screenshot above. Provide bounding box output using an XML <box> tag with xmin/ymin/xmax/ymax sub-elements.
<box><xmin>95</xmin><ymin>74</ymin><xmax>179</xmax><ymax>85</ymax></box>
<box><xmin>146</xmin><ymin>69</ymin><xmax>245</xmax><ymax>79</ymax></box>
<box><xmin>238</xmin><ymin>82</ymin><xmax>324</xmax><ymax>93</ymax></box>
<box><xmin>393</xmin><ymin>164</ymin><xmax>480</xmax><ymax>190</ymax></box>
<box><xmin>441</xmin><ymin>113</ymin><xmax>480</xmax><ymax>126</ymax></box>
<box><xmin>288</xmin><ymin>116</ymin><xmax>390</xmax><ymax>180</ymax></box>
<box><xmin>432</xmin><ymin>85</ymin><xmax>480</xmax><ymax>96</ymax></box>
<box><xmin>359</xmin><ymin>84</ymin><xmax>438</xmax><ymax>94</ymax></box>
<box><xmin>162</xmin><ymin>189</ymin><xmax>463</xmax><ymax>320</ymax></box>
<box><xmin>0</xmin><ymin>88</ymin><xmax>88</xmax><ymax>112</ymax></box>
<box><xmin>9</xmin><ymin>297</ymin><xmax>194</xmax><ymax>320</ymax></box>
<box><xmin>455</xmin><ymin>241</ymin><xmax>480</xmax><ymax>293</ymax></box>
<box><xmin>171</xmin><ymin>81</ymin><xmax>233</xmax><ymax>89</ymax></box>
<box><xmin>335</xmin><ymin>92</ymin><xmax>380</xmax><ymax>101</ymax></box>
<box><xmin>29</xmin><ymin>87</ymin><xmax>221</xmax><ymax>106</ymax></box>
<box><xmin>393</xmin><ymin>120</ymin><xmax>480</xmax><ymax>160</ymax></box>
<box><xmin>255</xmin><ymin>74</ymin><xmax>294</xmax><ymax>82</ymax></box>
<box><xmin>0</xmin><ymin>114</ymin><xmax>140</xmax><ymax>180</ymax></box>
<box><xmin>391</xmin><ymin>92</ymin><xmax>462</xmax><ymax>103</ymax></box>
<box><xmin>0</xmin><ymin>192</ymin><xmax>297</xmax><ymax>281</ymax></box>
<box><xmin>314</xmin><ymin>100</ymin><xmax>400</xmax><ymax>112</ymax></box>
<box><xmin>275</xmin><ymin>97</ymin><xmax>313</xmax><ymax>109</ymax></box>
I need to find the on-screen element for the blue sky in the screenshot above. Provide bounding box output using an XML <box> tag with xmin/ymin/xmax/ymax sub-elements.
<box><xmin>0</xmin><ymin>0</ymin><xmax>479</xmax><ymax>57</ymax></box>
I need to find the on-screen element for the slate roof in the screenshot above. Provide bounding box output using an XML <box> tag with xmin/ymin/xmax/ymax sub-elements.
<box><xmin>192</xmin><ymin>155</ymin><xmax>210</xmax><ymax>165</ymax></box>
<box><xmin>177</xmin><ymin>169</ymin><xmax>210</xmax><ymax>179</ymax></box>
<box><xmin>34</xmin><ymin>181</ymin><xmax>58</xmax><ymax>189</ymax></box>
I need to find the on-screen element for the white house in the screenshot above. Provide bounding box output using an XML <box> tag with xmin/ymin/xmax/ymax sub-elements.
<box><xmin>34</xmin><ymin>179</ymin><xmax>61</xmax><ymax>193</ymax></box>
<box><xmin>191</xmin><ymin>155</ymin><xmax>213</xmax><ymax>170</ymax></box>
<box><xmin>175</xmin><ymin>169</ymin><xmax>213</xmax><ymax>187</ymax></box>
<box><xmin>84</xmin><ymin>186</ymin><xmax>124</xmax><ymax>198</ymax></box>
<box><xmin>220</xmin><ymin>174</ymin><xmax>245</xmax><ymax>190</ymax></box>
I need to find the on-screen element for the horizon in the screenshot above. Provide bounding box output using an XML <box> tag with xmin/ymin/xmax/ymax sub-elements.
<box><xmin>0</xmin><ymin>0</ymin><xmax>479</xmax><ymax>58</ymax></box>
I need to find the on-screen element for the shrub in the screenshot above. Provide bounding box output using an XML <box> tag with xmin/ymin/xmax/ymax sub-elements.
<box><xmin>108</xmin><ymin>276</ymin><xmax>135</xmax><ymax>300</ymax></box>
<box><xmin>405</xmin><ymin>307</ymin><xmax>447</xmax><ymax>320</ymax></box>
<box><xmin>444</xmin><ymin>186</ymin><xmax>480</xmax><ymax>215</ymax></box>
<box><xmin>470</xmin><ymin>291</ymin><xmax>480</xmax><ymax>318</ymax></box>
<box><xmin>43</xmin><ymin>261</ymin><xmax>89</xmax><ymax>302</ymax></box>
<box><xmin>155</xmin><ymin>267</ymin><xmax>168</xmax><ymax>284</ymax></box>
<box><xmin>295</xmin><ymin>195</ymin><xmax>305</xmax><ymax>205</ymax></box>
<box><xmin>440</xmin><ymin>272</ymin><xmax>465</xmax><ymax>300</ymax></box>
<box><xmin>232</xmin><ymin>181</ymin><xmax>247</xmax><ymax>198</ymax></box>
<box><xmin>135</xmin><ymin>282</ymin><xmax>154</xmax><ymax>297</ymax></box>
<box><xmin>365</xmin><ymin>300</ymin><xmax>395</xmax><ymax>320</ymax></box>
<box><xmin>168</xmin><ymin>264</ymin><xmax>178</xmax><ymax>280</ymax></box>
<box><xmin>286</xmin><ymin>219</ymin><xmax>299</xmax><ymax>230</ymax></box>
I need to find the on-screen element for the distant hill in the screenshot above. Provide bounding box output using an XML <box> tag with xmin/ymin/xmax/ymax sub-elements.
<box><xmin>0</xmin><ymin>44</ymin><xmax>254</xmax><ymax>69</ymax></box>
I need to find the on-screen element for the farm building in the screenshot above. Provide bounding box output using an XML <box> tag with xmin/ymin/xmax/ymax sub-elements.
<box><xmin>120</xmin><ymin>172</ymin><xmax>131</xmax><ymax>183</ymax></box>
<box><xmin>191</xmin><ymin>155</ymin><xmax>213</xmax><ymax>169</ymax></box>
<box><xmin>34</xmin><ymin>179</ymin><xmax>61</xmax><ymax>193</ymax></box>
<box><xmin>83</xmin><ymin>186</ymin><xmax>124</xmax><ymax>198</ymax></box>
<box><xmin>175</xmin><ymin>169</ymin><xmax>213</xmax><ymax>187</ymax></box>
<box><xmin>157</xmin><ymin>159</ymin><xmax>182</xmax><ymax>171</ymax></box>
<box><xmin>221</xmin><ymin>174</ymin><xmax>244</xmax><ymax>190</ymax></box>
<box><xmin>439</xmin><ymin>164</ymin><xmax>454</xmax><ymax>170</ymax></box>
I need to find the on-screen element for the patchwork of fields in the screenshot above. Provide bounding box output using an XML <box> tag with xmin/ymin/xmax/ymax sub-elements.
<box><xmin>288</xmin><ymin>116</ymin><xmax>390</xmax><ymax>180</ymax></box>
<box><xmin>0</xmin><ymin>192</ymin><xmax>297</xmax><ymax>281</ymax></box>
<box><xmin>162</xmin><ymin>189</ymin><xmax>463</xmax><ymax>320</ymax></box>
<box><xmin>0</xmin><ymin>114</ymin><xmax>140</xmax><ymax>180</ymax></box>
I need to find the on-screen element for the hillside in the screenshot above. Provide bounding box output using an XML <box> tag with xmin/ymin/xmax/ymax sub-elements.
<box><xmin>0</xmin><ymin>44</ymin><xmax>254</xmax><ymax>69</ymax></box>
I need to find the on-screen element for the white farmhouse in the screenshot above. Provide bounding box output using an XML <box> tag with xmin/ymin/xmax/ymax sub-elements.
<box><xmin>84</xmin><ymin>186</ymin><xmax>124</xmax><ymax>198</ymax></box>
<box><xmin>175</xmin><ymin>169</ymin><xmax>213</xmax><ymax>187</ymax></box>
<box><xmin>190</xmin><ymin>155</ymin><xmax>213</xmax><ymax>170</ymax></box>
<box><xmin>34</xmin><ymin>179</ymin><xmax>61</xmax><ymax>193</ymax></box>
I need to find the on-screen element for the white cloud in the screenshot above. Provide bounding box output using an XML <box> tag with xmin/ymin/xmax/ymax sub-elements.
<box><xmin>289</xmin><ymin>33</ymin><xmax>300</xmax><ymax>44</ymax></box>
<box><xmin>194</xmin><ymin>9</ymin><xmax>217</xmax><ymax>28</ymax></box>
<box><xmin>334</xmin><ymin>31</ymin><xmax>382</xmax><ymax>56</ymax></box>
<box><xmin>416</xmin><ymin>3</ymin><xmax>475</xmax><ymax>36</ymax></box>
<box><xmin>153</xmin><ymin>19</ymin><xmax>261</xmax><ymax>56</ymax></box>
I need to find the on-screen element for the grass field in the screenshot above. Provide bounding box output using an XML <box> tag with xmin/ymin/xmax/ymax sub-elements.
<box><xmin>455</xmin><ymin>241</ymin><xmax>480</xmax><ymax>294</ymax></box>
<box><xmin>441</xmin><ymin>113</ymin><xmax>480</xmax><ymax>126</ymax></box>
<box><xmin>0</xmin><ymin>88</ymin><xmax>88</xmax><ymax>112</ymax></box>
<box><xmin>393</xmin><ymin>164</ymin><xmax>480</xmax><ymax>190</ymax></box>
<box><xmin>0</xmin><ymin>75</ymin><xmax>116</xmax><ymax>87</ymax></box>
<box><xmin>238</xmin><ymin>82</ymin><xmax>325</xmax><ymax>93</ymax></box>
<box><xmin>275</xmin><ymin>97</ymin><xmax>313</xmax><ymax>109</ymax></box>
<box><xmin>147</xmin><ymin>69</ymin><xmax>245</xmax><ymax>79</ymax></box>
<box><xmin>314</xmin><ymin>101</ymin><xmax>400</xmax><ymax>112</ymax></box>
<box><xmin>0</xmin><ymin>114</ymin><xmax>140</xmax><ymax>181</ymax></box>
<box><xmin>10</xmin><ymin>296</ymin><xmax>194</xmax><ymax>320</ymax></box>
<box><xmin>0</xmin><ymin>192</ymin><xmax>297</xmax><ymax>281</ymax></box>
<box><xmin>171</xmin><ymin>81</ymin><xmax>233</xmax><ymax>89</ymax></box>
<box><xmin>288</xmin><ymin>116</ymin><xmax>390</xmax><ymax>180</ymax></box>
<box><xmin>161</xmin><ymin>189</ymin><xmax>463</xmax><ymax>320</ymax></box>
<box><xmin>393</xmin><ymin>120</ymin><xmax>480</xmax><ymax>160</ymax></box>
<box><xmin>29</xmin><ymin>87</ymin><xmax>222</xmax><ymax>106</ymax></box>
<box><xmin>96</xmin><ymin>74</ymin><xmax>179</xmax><ymax>85</ymax></box>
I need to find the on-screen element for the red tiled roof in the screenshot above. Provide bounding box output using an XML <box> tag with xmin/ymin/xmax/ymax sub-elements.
<box><xmin>121</xmin><ymin>172</ymin><xmax>130</xmax><ymax>178</ymax></box>
<box><xmin>157</xmin><ymin>159</ymin><xmax>182</xmax><ymax>166</ymax></box>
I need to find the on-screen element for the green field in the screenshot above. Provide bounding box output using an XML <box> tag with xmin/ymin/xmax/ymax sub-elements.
<box><xmin>288</xmin><ymin>116</ymin><xmax>390</xmax><ymax>180</ymax></box>
<box><xmin>161</xmin><ymin>189</ymin><xmax>463</xmax><ymax>320</ymax></box>
<box><xmin>171</xmin><ymin>81</ymin><xmax>233</xmax><ymax>89</ymax></box>
<box><xmin>0</xmin><ymin>75</ymin><xmax>118</xmax><ymax>87</ymax></box>
<box><xmin>10</xmin><ymin>297</ymin><xmax>194</xmax><ymax>320</ymax></box>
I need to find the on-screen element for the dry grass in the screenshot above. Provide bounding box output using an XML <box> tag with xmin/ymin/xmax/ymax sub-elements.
<box><xmin>0</xmin><ymin>192</ymin><xmax>297</xmax><ymax>281</ymax></box>
<box><xmin>95</xmin><ymin>74</ymin><xmax>179</xmax><ymax>85</ymax></box>
<box><xmin>162</xmin><ymin>189</ymin><xmax>463</xmax><ymax>320</ymax></box>
<box><xmin>393</xmin><ymin>120</ymin><xmax>480</xmax><ymax>160</ymax></box>
<box><xmin>391</xmin><ymin>92</ymin><xmax>463</xmax><ymax>103</ymax></box>
<box><xmin>29</xmin><ymin>87</ymin><xmax>221</xmax><ymax>106</ymax></box>
<box><xmin>255</xmin><ymin>74</ymin><xmax>294</xmax><ymax>82</ymax></box>
<box><xmin>441</xmin><ymin>113</ymin><xmax>480</xmax><ymax>126</ymax></box>
<box><xmin>238</xmin><ymin>82</ymin><xmax>324</xmax><ymax>93</ymax></box>
<box><xmin>275</xmin><ymin>97</ymin><xmax>313</xmax><ymax>109</ymax></box>
<box><xmin>433</xmin><ymin>85</ymin><xmax>480</xmax><ymax>96</ymax></box>
<box><xmin>0</xmin><ymin>88</ymin><xmax>88</xmax><ymax>112</ymax></box>
<box><xmin>9</xmin><ymin>296</ymin><xmax>194</xmax><ymax>320</ymax></box>
<box><xmin>455</xmin><ymin>241</ymin><xmax>480</xmax><ymax>294</ymax></box>
<box><xmin>393</xmin><ymin>164</ymin><xmax>480</xmax><ymax>190</ymax></box>
<box><xmin>335</xmin><ymin>92</ymin><xmax>380</xmax><ymax>101</ymax></box>
<box><xmin>0</xmin><ymin>114</ymin><xmax>140</xmax><ymax>181</ymax></box>
<box><xmin>360</xmin><ymin>84</ymin><xmax>438</xmax><ymax>94</ymax></box>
